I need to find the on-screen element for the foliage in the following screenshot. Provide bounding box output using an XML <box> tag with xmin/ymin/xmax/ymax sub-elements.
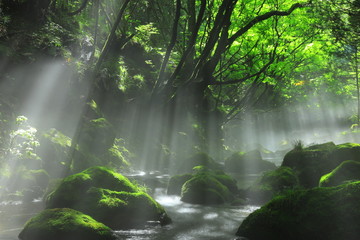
<box><xmin>9</xmin><ymin>116</ymin><xmax>41</xmax><ymax>165</ymax></box>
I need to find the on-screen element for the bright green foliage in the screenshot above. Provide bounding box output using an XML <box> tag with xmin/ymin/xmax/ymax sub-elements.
<box><xmin>18</xmin><ymin>208</ymin><xmax>116</xmax><ymax>240</ymax></box>
<box><xmin>46</xmin><ymin>166</ymin><xmax>171</xmax><ymax>229</ymax></box>
<box><xmin>320</xmin><ymin>160</ymin><xmax>360</xmax><ymax>187</ymax></box>
<box><xmin>10</xmin><ymin>116</ymin><xmax>41</xmax><ymax>165</ymax></box>
<box><xmin>237</xmin><ymin>181</ymin><xmax>360</xmax><ymax>240</ymax></box>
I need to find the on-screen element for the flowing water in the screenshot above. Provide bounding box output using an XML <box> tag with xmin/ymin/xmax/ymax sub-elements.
<box><xmin>0</xmin><ymin>175</ymin><xmax>259</xmax><ymax>240</ymax></box>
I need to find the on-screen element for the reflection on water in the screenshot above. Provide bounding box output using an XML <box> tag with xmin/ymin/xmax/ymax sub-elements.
<box><xmin>0</xmin><ymin>185</ymin><xmax>259</xmax><ymax>240</ymax></box>
<box><xmin>115</xmin><ymin>188</ymin><xmax>259</xmax><ymax>240</ymax></box>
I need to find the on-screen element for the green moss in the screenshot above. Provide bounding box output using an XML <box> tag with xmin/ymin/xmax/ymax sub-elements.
<box><xmin>319</xmin><ymin>160</ymin><xmax>360</xmax><ymax>187</ymax></box>
<box><xmin>247</xmin><ymin>167</ymin><xmax>300</xmax><ymax>204</ymax></box>
<box><xmin>167</xmin><ymin>173</ymin><xmax>193</xmax><ymax>195</ymax></box>
<box><xmin>181</xmin><ymin>174</ymin><xmax>232</xmax><ymax>205</ymax></box>
<box><xmin>46</xmin><ymin>166</ymin><xmax>139</xmax><ymax>208</ymax></box>
<box><xmin>18</xmin><ymin>208</ymin><xmax>115</xmax><ymax>240</ymax></box>
<box><xmin>282</xmin><ymin>142</ymin><xmax>360</xmax><ymax>188</ymax></box>
<box><xmin>46</xmin><ymin>166</ymin><xmax>171</xmax><ymax>229</ymax></box>
<box><xmin>237</xmin><ymin>182</ymin><xmax>360</xmax><ymax>240</ymax></box>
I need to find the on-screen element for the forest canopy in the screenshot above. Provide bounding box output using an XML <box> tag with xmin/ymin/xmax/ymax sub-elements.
<box><xmin>0</xmin><ymin>0</ymin><xmax>359</xmax><ymax>173</ymax></box>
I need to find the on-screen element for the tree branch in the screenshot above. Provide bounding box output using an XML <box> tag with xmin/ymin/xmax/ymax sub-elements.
<box><xmin>227</xmin><ymin>3</ymin><xmax>305</xmax><ymax>47</ymax></box>
<box><xmin>68</xmin><ymin>0</ymin><xmax>90</xmax><ymax>16</ymax></box>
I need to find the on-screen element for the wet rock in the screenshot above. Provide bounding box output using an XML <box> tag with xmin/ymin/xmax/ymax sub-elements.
<box><xmin>282</xmin><ymin>142</ymin><xmax>360</xmax><ymax>187</ymax></box>
<box><xmin>320</xmin><ymin>160</ymin><xmax>360</xmax><ymax>187</ymax></box>
<box><xmin>46</xmin><ymin>166</ymin><xmax>171</xmax><ymax>229</ymax></box>
<box><xmin>167</xmin><ymin>173</ymin><xmax>192</xmax><ymax>195</ymax></box>
<box><xmin>237</xmin><ymin>181</ymin><xmax>360</xmax><ymax>240</ymax></box>
<box><xmin>179</xmin><ymin>166</ymin><xmax>239</xmax><ymax>205</ymax></box>
<box><xmin>246</xmin><ymin>166</ymin><xmax>300</xmax><ymax>204</ymax></box>
<box><xmin>18</xmin><ymin>208</ymin><xmax>116</xmax><ymax>240</ymax></box>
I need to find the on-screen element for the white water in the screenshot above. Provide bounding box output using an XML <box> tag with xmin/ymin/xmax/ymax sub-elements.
<box><xmin>114</xmin><ymin>188</ymin><xmax>259</xmax><ymax>240</ymax></box>
<box><xmin>0</xmin><ymin>187</ymin><xmax>258</xmax><ymax>240</ymax></box>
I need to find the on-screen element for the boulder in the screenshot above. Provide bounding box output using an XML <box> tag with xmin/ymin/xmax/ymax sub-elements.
<box><xmin>282</xmin><ymin>142</ymin><xmax>360</xmax><ymax>187</ymax></box>
<box><xmin>246</xmin><ymin>166</ymin><xmax>300</xmax><ymax>204</ymax></box>
<box><xmin>237</xmin><ymin>182</ymin><xmax>360</xmax><ymax>240</ymax></box>
<box><xmin>225</xmin><ymin>150</ymin><xmax>276</xmax><ymax>174</ymax></box>
<box><xmin>18</xmin><ymin>208</ymin><xmax>116</xmax><ymax>240</ymax></box>
<box><xmin>46</xmin><ymin>166</ymin><xmax>171</xmax><ymax>229</ymax></box>
<box><xmin>167</xmin><ymin>173</ymin><xmax>193</xmax><ymax>195</ymax></box>
<box><xmin>181</xmin><ymin>174</ymin><xmax>232</xmax><ymax>205</ymax></box>
<box><xmin>179</xmin><ymin>167</ymin><xmax>238</xmax><ymax>205</ymax></box>
<box><xmin>320</xmin><ymin>160</ymin><xmax>360</xmax><ymax>187</ymax></box>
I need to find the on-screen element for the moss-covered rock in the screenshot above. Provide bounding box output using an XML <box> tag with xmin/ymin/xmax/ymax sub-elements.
<box><xmin>246</xmin><ymin>167</ymin><xmax>300</xmax><ymax>204</ymax></box>
<box><xmin>193</xmin><ymin>166</ymin><xmax>238</xmax><ymax>193</ymax></box>
<box><xmin>178</xmin><ymin>166</ymin><xmax>238</xmax><ymax>205</ymax></box>
<box><xmin>18</xmin><ymin>208</ymin><xmax>116</xmax><ymax>240</ymax></box>
<box><xmin>237</xmin><ymin>182</ymin><xmax>360</xmax><ymax>240</ymax></box>
<box><xmin>167</xmin><ymin>173</ymin><xmax>193</xmax><ymax>195</ymax></box>
<box><xmin>181</xmin><ymin>174</ymin><xmax>232</xmax><ymax>205</ymax></box>
<box><xmin>168</xmin><ymin>166</ymin><xmax>238</xmax><ymax>199</ymax></box>
<box><xmin>46</xmin><ymin>166</ymin><xmax>171</xmax><ymax>229</ymax></box>
<box><xmin>224</xmin><ymin>150</ymin><xmax>276</xmax><ymax>174</ymax></box>
<box><xmin>178</xmin><ymin>152</ymin><xmax>223</xmax><ymax>173</ymax></box>
<box><xmin>282</xmin><ymin>142</ymin><xmax>360</xmax><ymax>188</ymax></box>
<box><xmin>320</xmin><ymin>160</ymin><xmax>360</xmax><ymax>187</ymax></box>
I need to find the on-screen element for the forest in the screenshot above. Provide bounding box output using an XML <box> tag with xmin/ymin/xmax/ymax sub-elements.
<box><xmin>0</xmin><ymin>0</ymin><xmax>360</xmax><ymax>239</ymax></box>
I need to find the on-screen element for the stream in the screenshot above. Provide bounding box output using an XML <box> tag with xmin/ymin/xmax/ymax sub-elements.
<box><xmin>0</xmin><ymin>174</ymin><xmax>260</xmax><ymax>240</ymax></box>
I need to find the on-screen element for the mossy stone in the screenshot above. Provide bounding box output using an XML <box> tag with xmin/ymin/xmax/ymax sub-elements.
<box><xmin>167</xmin><ymin>173</ymin><xmax>193</xmax><ymax>195</ymax></box>
<box><xmin>320</xmin><ymin>160</ymin><xmax>360</xmax><ymax>187</ymax></box>
<box><xmin>18</xmin><ymin>208</ymin><xmax>116</xmax><ymax>240</ymax></box>
<box><xmin>46</xmin><ymin>166</ymin><xmax>171</xmax><ymax>229</ymax></box>
<box><xmin>225</xmin><ymin>150</ymin><xmax>276</xmax><ymax>174</ymax></box>
<box><xmin>181</xmin><ymin>173</ymin><xmax>232</xmax><ymax>205</ymax></box>
<box><xmin>237</xmin><ymin>182</ymin><xmax>360</xmax><ymax>240</ymax></box>
<box><xmin>246</xmin><ymin>166</ymin><xmax>300</xmax><ymax>204</ymax></box>
<box><xmin>282</xmin><ymin>142</ymin><xmax>360</xmax><ymax>188</ymax></box>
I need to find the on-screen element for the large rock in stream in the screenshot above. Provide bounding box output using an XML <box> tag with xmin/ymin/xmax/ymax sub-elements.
<box><xmin>282</xmin><ymin>142</ymin><xmax>360</xmax><ymax>187</ymax></box>
<box><xmin>167</xmin><ymin>166</ymin><xmax>240</xmax><ymax>205</ymax></box>
<box><xmin>45</xmin><ymin>166</ymin><xmax>171</xmax><ymax>229</ymax></box>
<box><xmin>19</xmin><ymin>208</ymin><xmax>116</xmax><ymax>240</ymax></box>
<box><xmin>237</xmin><ymin>181</ymin><xmax>360</xmax><ymax>240</ymax></box>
